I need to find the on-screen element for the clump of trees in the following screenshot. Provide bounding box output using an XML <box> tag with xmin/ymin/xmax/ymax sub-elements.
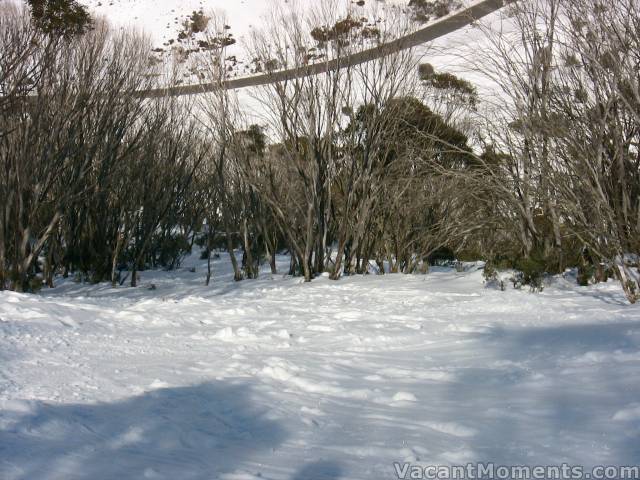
<box><xmin>1</xmin><ymin>0</ymin><xmax>639</xmax><ymax>303</ymax></box>
<box><xmin>0</xmin><ymin>5</ymin><xmax>204</xmax><ymax>291</ymax></box>
<box><xmin>454</xmin><ymin>0</ymin><xmax>640</xmax><ymax>302</ymax></box>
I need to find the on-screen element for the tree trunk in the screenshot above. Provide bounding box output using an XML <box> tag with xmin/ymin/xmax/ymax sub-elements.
<box><xmin>301</xmin><ymin>254</ymin><xmax>312</xmax><ymax>282</ymax></box>
<box><xmin>131</xmin><ymin>262</ymin><xmax>138</xmax><ymax>287</ymax></box>
<box><xmin>206</xmin><ymin>249</ymin><xmax>213</xmax><ymax>286</ymax></box>
<box><xmin>241</xmin><ymin>217</ymin><xmax>256</xmax><ymax>279</ymax></box>
<box><xmin>111</xmin><ymin>231</ymin><xmax>124</xmax><ymax>287</ymax></box>
<box><xmin>289</xmin><ymin>251</ymin><xmax>297</xmax><ymax>276</ymax></box>
<box><xmin>205</xmin><ymin>223</ymin><xmax>215</xmax><ymax>286</ymax></box>
<box><xmin>44</xmin><ymin>247</ymin><xmax>54</xmax><ymax>288</ymax></box>
<box><xmin>343</xmin><ymin>240</ymin><xmax>352</xmax><ymax>276</ymax></box>
<box><xmin>220</xmin><ymin>207</ymin><xmax>242</xmax><ymax>281</ymax></box>
<box><xmin>376</xmin><ymin>256</ymin><xmax>385</xmax><ymax>274</ymax></box>
<box><xmin>302</xmin><ymin>202</ymin><xmax>314</xmax><ymax>282</ymax></box>
<box><xmin>0</xmin><ymin>219</ymin><xmax>5</xmax><ymax>291</ymax></box>
<box><xmin>330</xmin><ymin>237</ymin><xmax>347</xmax><ymax>280</ymax></box>
<box><xmin>615</xmin><ymin>257</ymin><xmax>640</xmax><ymax>304</ymax></box>
<box><xmin>225</xmin><ymin>230</ymin><xmax>242</xmax><ymax>282</ymax></box>
<box><xmin>270</xmin><ymin>249</ymin><xmax>277</xmax><ymax>274</ymax></box>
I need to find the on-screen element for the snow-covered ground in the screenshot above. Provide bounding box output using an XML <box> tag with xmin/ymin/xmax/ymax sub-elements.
<box><xmin>79</xmin><ymin>0</ymin><xmax>291</xmax><ymax>48</ymax></box>
<box><xmin>77</xmin><ymin>0</ymin><xmax>417</xmax><ymax>68</ymax></box>
<box><xmin>1</xmin><ymin>254</ymin><xmax>639</xmax><ymax>479</ymax></box>
<box><xmin>78</xmin><ymin>0</ymin><xmax>419</xmax><ymax>47</ymax></box>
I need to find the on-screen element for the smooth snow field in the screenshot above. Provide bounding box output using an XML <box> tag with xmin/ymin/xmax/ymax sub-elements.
<box><xmin>1</xmin><ymin>255</ymin><xmax>640</xmax><ymax>479</ymax></box>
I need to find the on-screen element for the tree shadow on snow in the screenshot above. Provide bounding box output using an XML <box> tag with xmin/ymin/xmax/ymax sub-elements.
<box><xmin>291</xmin><ymin>460</ymin><xmax>343</xmax><ymax>480</ymax></box>
<box><xmin>571</xmin><ymin>288</ymin><xmax>629</xmax><ymax>306</ymax></box>
<box><xmin>0</xmin><ymin>381</ymin><xmax>287</xmax><ymax>480</ymax></box>
<box><xmin>441</xmin><ymin>320</ymin><xmax>640</xmax><ymax>467</ymax></box>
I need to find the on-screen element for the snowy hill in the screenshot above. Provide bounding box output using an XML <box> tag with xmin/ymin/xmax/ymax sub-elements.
<box><xmin>75</xmin><ymin>0</ymin><xmax>478</xmax><ymax>83</ymax></box>
<box><xmin>77</xmin><ymin>0</ymin><xmax>440</xmax><ymax>46</ymax></box>
<box><xmin>80</xmin><ymin>0</ymin><xmax>286</xmax><ymax>49</ymax></box>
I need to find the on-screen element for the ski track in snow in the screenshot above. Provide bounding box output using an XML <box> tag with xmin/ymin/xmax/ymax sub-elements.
<box><xmin>1</xmin><ymin>254</ymin><xmax>640</xmax><ymax>479</ymax></box>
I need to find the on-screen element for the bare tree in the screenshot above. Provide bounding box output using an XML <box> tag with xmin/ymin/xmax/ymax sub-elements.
<box><xmin>548</xmin><ymin>0</ymin><xmax>640</xmax><ymax>301</ymax></box>
<box><xmin>0</xmin><ymin>16</ymin><xmax>152</xmax><ymax>290</ymax></box>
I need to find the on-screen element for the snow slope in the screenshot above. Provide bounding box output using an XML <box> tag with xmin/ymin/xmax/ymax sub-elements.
<box><xmin>75</xmin><ymin>0</ymin><xmax>479</xmax><ymax>85</ymax></box>
<box><xmin>80</xmin><ymin>0</ymin><xmax>285</xmax><ymax>46</ymax></box>
<box><xmin>1</xmin><ymin>254</ymin><xmax>640</xmax><ymax>479</ymax></box>
<box><xmin>78</xmin><ymin>0</ymin><xmax>412</xmax><ymax>54</ymax></box>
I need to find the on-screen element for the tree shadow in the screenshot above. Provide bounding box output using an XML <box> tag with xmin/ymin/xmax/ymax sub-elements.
<box><xmin>441</xmin><ymin>319</ymin><xmax>640</xmax><ymax>467</ymax></box>
<box><xmin>571</xmin><ymin>288</ymin><xmax>629</xmax><ymax>306</ymax></box>
<box><xmin>0</xmin><ymin>381</ymin><xmax>287</xmax><ymax>480</ymax></box>
<box><xmin>483</xmin><ymin>320</ymin><xmax>639</xmax><ymax>355</ymax></box>
<box><xmin>291</xmin><ymin>460</ymin><xmax>344</xmax><ymax>480</ymax></box>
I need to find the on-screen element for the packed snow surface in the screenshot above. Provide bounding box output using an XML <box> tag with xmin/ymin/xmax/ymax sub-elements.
<box><xmin>1</xmin><ymin>255</ymin><xmax>640</xmax><ymax>479</ymax></box>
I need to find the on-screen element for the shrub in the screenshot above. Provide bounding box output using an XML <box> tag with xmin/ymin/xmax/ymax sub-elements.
<box><xmin>28</xmin><ymin>276</ymin><xmax>44</xmax><ymax>292</ymax></box>
<box><xmin>418</xmin><ymin>62</ymin><xmax>435</xmax><ymax>80</ymax></box>
<box><xmin>515</xmin><ymin>256</ymin><xmax>546</xmax><ymax>292</ymax></box>
<box><xmin>310</xmin><ymin>15</ymin><xmax>363</xmax><ymax>47</ymax></box>
<box><xmin>483</xmin><ymin>262</ymin><xmax>497</xmax><ymax>282</ymax></box>
<box><xmin>408</xmin><ymin>0</ymin><xmax>461</xmax><ymax>23</ymax></box>
<box><xmin>157</xmin><ymin>235</ymin><xmax>191</xmax><ymax>270</ymax></box>
<box><xmin>483</xmin><ymin>262</ymin><xmax>505</xmax><ymax>290</ymax></box>
<box><xmin>189</xmin><ymin>10</ymin><xmax>209</xmax><ymax>34</ymax></box>
<box><xmin>28</xmin><ymin>0</ymin><xmax>92</xmax><ymax>37</ymax></box>
<box><xmin>577</xmin><ymin>264</ymin><xmax>595</xmax><ymax>286</ymax></box>
<box><xmin>510</xmin><ymin>271</ymin><xmax>524</xmax><ymax>290</ymax></box>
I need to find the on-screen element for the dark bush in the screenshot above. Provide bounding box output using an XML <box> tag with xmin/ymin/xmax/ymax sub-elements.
<box><xmin>418</xmin><ymin>62</ymin><xmax>435</xmax><ymax>80</ymax></box>
<box><xmin>408</xmin><ymin>0</ymin><xmax>461</xmax><ymax>23</ymax></box>
<box><xmin>189</xmin><ymin>10</ymin><xmax>209</xmax><ymax>34</ymax></box>
<box><xmin>515</xmin><ymin>255</ymin><xmax>546</xmax><ymax>291</ymax></box>
<box><xmin>157</xmin><ymin>235</ymin><xmax>191</xmax><ymax>270</ymax></box>
<box><xmin>577</xmin><ymin>264</ymin><xmax>595</xmax><ymax>286</ymax></box>
<box><xmin>28</xmin><ymin>0</ymin><xmax>92</xmax><ymax>37</ymax></box>
<box><xmin>428</xmin><ymin>246</ymin><xmax>455</xmax><ymax>265</ymax></box>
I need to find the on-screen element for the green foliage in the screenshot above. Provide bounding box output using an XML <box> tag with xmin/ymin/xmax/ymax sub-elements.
<box><xmin>456</xmin><ymin>249</ymin><xmax>484</xmax><ymax>262</ymax></box>
<box><xmin>8</xmin><ymin>270</ymin><xmax>43</xmax><ymax>292</ymax></box>
<box><xmin>380</xmin><ymin>96</ymin><xmax>473</xmax><ymax>166</ymax></box>
<box><xmin>237</xmin><ymin>125</ymin><xmax>267</xmax><ymax>156</ymax></box>
<box><xmin>577</xmin><ymin>264</ymin><xmax>595</xmax><ymax>286</ymax></box>
<box><xmin>157</xmin><ymin>234</ymin><xmax>192</xmax><ymax>270</ymax></box>
<box><xmin>28</xmin><ymin>0</ymin><xmax>92</xmax><ymax>37</ymax></box>
<box><xmin>515</xmin><ymin>255</ymin><xmax>546</xmax><ymax>292</ymax></box>
<box><xmin>28</xmin><ymin>276</ymin><xmax>45</xmax><ymax>292</ymax></box>
<box><xmin>424</xmin><ymin>72</ymin><xmax>476</xmax><ymax>97</ymax></box>
<box><xmin>419</xmin><ymin>67</ymin><xmax>478</xmax><ymax>108</ymax></box>
<box><xmin>418</xmin><ymin>62</ymin><xmax>435</xmax><ymax>80</ymax></box>
<box><xmin>311</xmin><ymin>15</ymin><xmax>363</xmax><ymax>46</ymax></box>
<box><xmin>188</xmin><ymin>10</ymin><xmax>209</xmax><ymax>34</ymax></box>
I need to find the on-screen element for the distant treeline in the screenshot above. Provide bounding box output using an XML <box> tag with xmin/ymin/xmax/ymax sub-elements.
<box><xmin>1</xmin><ymin>0</ymin><xmax>639</xmax><ymax>302</ymax></box>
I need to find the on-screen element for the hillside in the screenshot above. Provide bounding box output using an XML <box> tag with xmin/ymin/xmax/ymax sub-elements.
<box><xmin>2</xmin><ymin>255</ymin><xmax>639</xmax><ymax>479</ymax></box>
<box><xmin>76</xmin><ymin>0</ymin><xmax>474</xmax><ymax>83</ymax></box>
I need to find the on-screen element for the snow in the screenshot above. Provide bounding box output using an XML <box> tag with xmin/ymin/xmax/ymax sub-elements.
<box><xmin>79</xmin><ymin>0</ymin><xmax>281</xmax><ymax>48</ymax></box>
<box><xmin>1</xmin><ymin>254</ymin><xmax>640</xmax><ymax>479</ymax></box>
<box><xmin>77</xmin><ymin>0</ymin><xmax>413</xmax><ymax>60</ymax></box>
